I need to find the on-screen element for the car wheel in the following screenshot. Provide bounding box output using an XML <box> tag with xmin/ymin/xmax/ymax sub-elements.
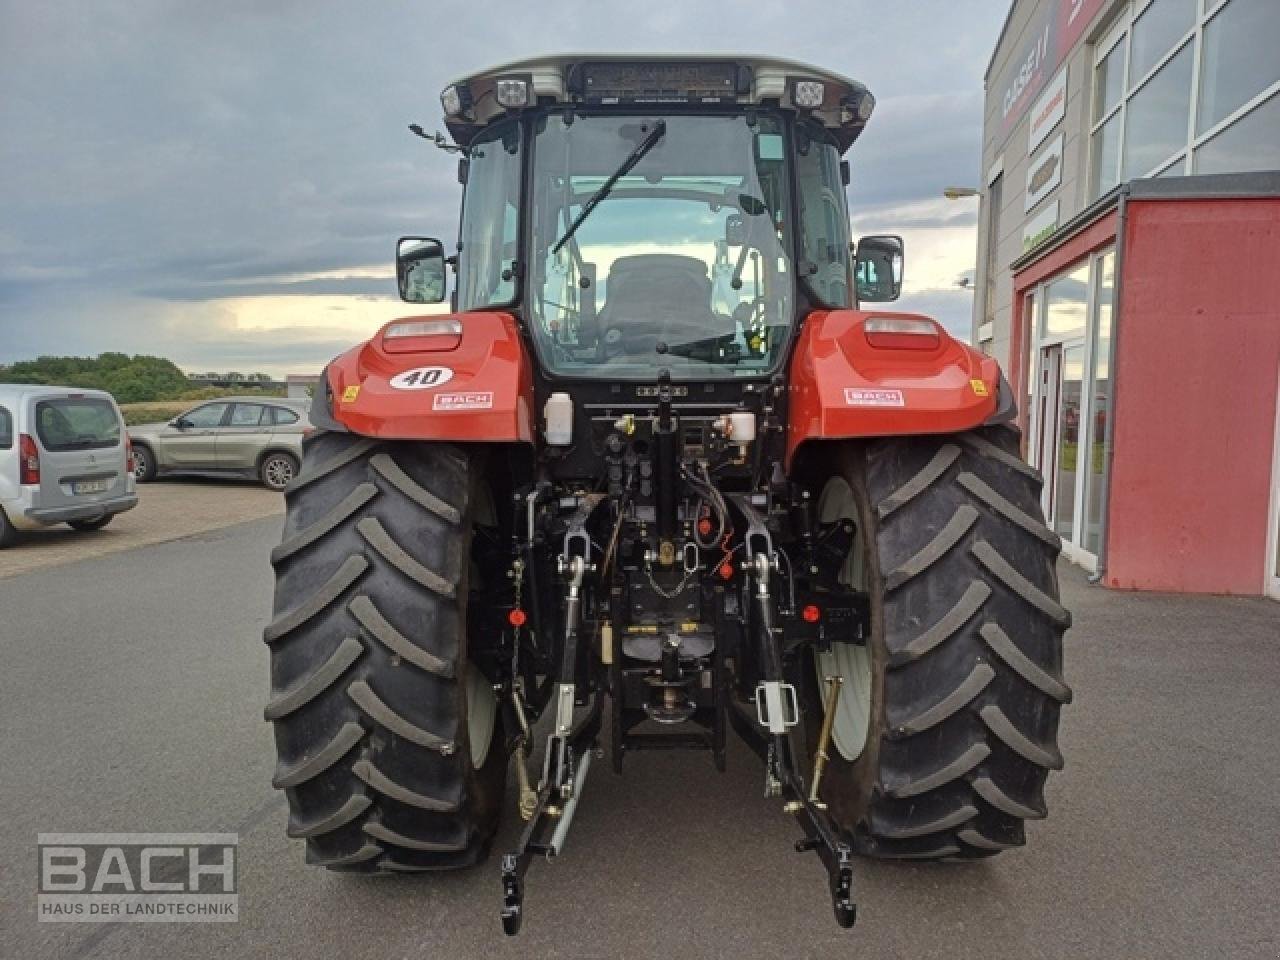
<box><xmin>132</xmin><ymin>444</ymin><xmax>157</xmax><ymax>482</ymax></box>
<box><xmin>261</xmin><ymin>452</ymin><xmax>298</xmax><ymax>492</ymax></box>
<box><xmin>68</xmin><ymin>516</ymin><xmax>113</xmax><ymax>532</ymax></box>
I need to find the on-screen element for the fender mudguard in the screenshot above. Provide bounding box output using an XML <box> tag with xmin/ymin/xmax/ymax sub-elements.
<box><xmin>787</xmin><ymin>310</ymin><xmax>1001</xmax><ymax>465</ymax></box>
<box><xmin>320</xmin><ymin>311</ymin><xmax>536</xmax><ymax>443</ymax></box>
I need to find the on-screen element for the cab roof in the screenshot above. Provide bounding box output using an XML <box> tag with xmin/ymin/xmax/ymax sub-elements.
<box><xmin>439</xmin><ymin>53</ymin><xmax>875</xmax><ymax>152</ymax></box>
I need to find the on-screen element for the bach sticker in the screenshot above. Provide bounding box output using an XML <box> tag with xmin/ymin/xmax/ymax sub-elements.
<box><xmin>389</xmin><ymin>366</ymin><xmax>454</xmax><ymax>390</ymax></box>
<box><xmin>433</xmin><ymin>391</ymin><xmax>493</xmax><ymax>411</ymax></box>
<box><xmin>845</xmin><ymin>388</ymin><xmax>905</xmax><ymax>407</ymax></box>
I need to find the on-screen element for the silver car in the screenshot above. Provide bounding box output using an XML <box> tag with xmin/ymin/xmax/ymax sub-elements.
<box><xmin>0</xmin><ymin>384</ymin><xmax>138</xmax><ymax>547</ymax></box>
<box><xmin>129</xmin><ymin>397</ymin><xmax>311</xmax><ymax>491</ymax></box>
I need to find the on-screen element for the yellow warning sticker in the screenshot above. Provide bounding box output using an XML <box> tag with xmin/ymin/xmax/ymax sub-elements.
<box><xmin>970</xmin><ymin>379</ymin><xmax>989</xmax><ymax>397</ymax></box>
<box><xmin>342</xmin><ymin>385</ymin><xmax>360</xmax><ymax>403</ymax></box>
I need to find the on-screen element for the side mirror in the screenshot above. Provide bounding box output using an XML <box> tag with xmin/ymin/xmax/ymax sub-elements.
<box><xmin>396</xmin><ymin>236</ymin><xmax>447</xmax><ymax>304</ymax></box>
<box><xmin>171</xmin><ymin>417</ymin><xmax>192</xmax><ymax>430</ymax></box>
<box><xmin>854</xmin><ymin>234</ymin><xmax>904</xmax><ymax>302</ymax></box>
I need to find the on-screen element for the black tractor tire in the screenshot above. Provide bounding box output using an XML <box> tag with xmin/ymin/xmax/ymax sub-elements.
<box><xmin>805</xmin><ymin>423</ymin><xmax>1071</xmax><ymax>859</ymax></box>
<box><xmin>68</xmin><ymin>516</ymin><xmax>113</xmax><ymax>532</ymax></box>
<box><xmin>132</xmin><ymin>443</ymin><xmax>157</xmax><ymax>482</ymax></box>
<box><xmin>265</xmin><ymin>431</ymin><xmax>506</xmax><ymax>871</ymax></box>
<box><xmin>0</xmin><ymin>508</ymin><xmax>19</xmax><ymax>548</ymax></box>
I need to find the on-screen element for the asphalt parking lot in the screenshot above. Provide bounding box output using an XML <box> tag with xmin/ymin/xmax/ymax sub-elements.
<box><xmin>1</xmin><ymin>510</ymin><xmax>1278</xmax><ymax>960</ymax></box>
<box><xmin>0</xmin><ymin>480</ymin><xmax>283</xmax><ymax>580</ymax></box>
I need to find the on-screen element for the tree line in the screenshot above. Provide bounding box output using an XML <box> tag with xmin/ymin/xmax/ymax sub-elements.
<box><xmin>0</xmin><ymin>353</ymin><xmax>277</xmax><ymax>404</ymax></box>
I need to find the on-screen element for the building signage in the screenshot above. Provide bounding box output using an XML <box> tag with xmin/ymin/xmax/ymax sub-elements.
<box><xmin>1023</xmin><ymin>199</ymin><xmax>1060</xmax><ymax>252</ymax></box>
<box><xmin>1029</xmin><ymin>67</ymin><xmax>1068</xmax><ymax>153</ymax></box>
<box><xmin>996</xmin><ymin>0</ymin><xmax>1107</xmax><ymax>138</ymax></box>
<box><xmin>1025</xmin><ymin>132</ymin><xmax>1065</xmax><ymax>213</ymax></box>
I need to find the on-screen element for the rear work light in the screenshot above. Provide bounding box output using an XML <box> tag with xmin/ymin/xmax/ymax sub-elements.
<box><xmin>382</xmin><ymin>319</ymin><xmax>464</xmax><ymax>353</ymax></box>
<box><xmin>440</xmin><ymin>84</ymin><xmax>466</xmax><ymax>117</ymax></box>
<box><xmin>494</xmin><ymin>76</ymin><xmax>530</xmax><ymax>109</ymax></box>
<box><xmin>863</xmin><ymin>316</ymin><xmax>940</xmax><ymax>350</ymax></box>
<box><xmin>19</xmin><ymin>433</ymin><xmax>40</xmax><ymax>485</ymax></box>
<box><xmin>792</xmin><ymin>79</ymin><xmax>826</xmax><ymax>109</ymax></box>
<box><xmin>125</xmin><ymin>435</ymin><xmax>134</xmax><ymax>474</ymax></box>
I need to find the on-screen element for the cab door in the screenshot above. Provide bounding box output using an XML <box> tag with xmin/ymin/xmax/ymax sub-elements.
<box><xmin>163</xmin><ymin>402</ymin><xmax>229</xmax><ymax>467</ymax></box>
<box><xmin>217</xmin><ymin>403</ymin><xmax>272</xmax><ymax>469</ymax></box>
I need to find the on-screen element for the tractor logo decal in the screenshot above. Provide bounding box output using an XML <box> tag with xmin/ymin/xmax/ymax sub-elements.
<box><xmin>389</xmin><ymin>366</ymin><xmax>455</xmax><ymax>390</ymax></box>
<box><xmin>844</xmin><ymin>388</ymin><xmax>905</xmax><ymax>407</ymax></box>
<box><xmin>433</xmin><ymin>391</ymin><xmax>494</xmax><ymax>411</ymax></box>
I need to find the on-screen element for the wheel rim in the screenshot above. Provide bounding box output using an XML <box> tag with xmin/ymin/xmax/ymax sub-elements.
<box><xmin>466</xmin><ymin>664</ymin><xmax>497</xmax><ymax>769</ymax></box>
<box><xmin>133</xmin><ymin>451</ymin><xmax>148</xmax><ymax>479</ymax></box>
<box><xmin>264</xmin><ymin>457</ymin><xmax>294</xmax><ymax>489</ymax></box>
<box><xmin>814</xmin><ymin>476</ymin><xmax>873</xmax><ymax>764</ymax></box>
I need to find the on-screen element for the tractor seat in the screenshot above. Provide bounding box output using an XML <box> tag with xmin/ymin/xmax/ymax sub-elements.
<box><xmin>600</xmin><ymin>254</ymin><xmax>735</xmax><ymax>357</ymax></box>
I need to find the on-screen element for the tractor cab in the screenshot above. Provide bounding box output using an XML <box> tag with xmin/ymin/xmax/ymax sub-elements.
<box><xmin>397</xmin><ymin>55</ymin><xmax>903</xmax><ymax>384</ymax></box>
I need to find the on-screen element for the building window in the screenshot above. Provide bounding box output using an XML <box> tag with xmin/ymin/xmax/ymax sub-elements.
<box><xmin>1089</xmin><ymin>0</ymin><xmax>1280</xmax><ymax>197</ymax></box>
<box><xmin>1195</xmin><ymin>88</ymin><xmax>1280</xmax><ymax>173</ymax></box>
<box><xmin>1083</xmin><ymin>252</ymin><xmax>1115</xmax><ymax>557</ymax></box>
<box><xmin>982</xmin><ymin>174</ymin><xmax>1003</xmax><ymax>330</ymax></box>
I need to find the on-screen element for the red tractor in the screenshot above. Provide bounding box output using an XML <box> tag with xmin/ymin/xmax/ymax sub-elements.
<box><xmin>264</xmin><ymin>55</ymin><xmax>1071</xmax><ymax>934</ymax></box>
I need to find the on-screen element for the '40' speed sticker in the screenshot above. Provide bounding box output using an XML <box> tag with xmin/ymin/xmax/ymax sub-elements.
<box><xmin>389</xmin><ymin>366</ymin><xmax>454</xmax><ymax>390</ymax></box>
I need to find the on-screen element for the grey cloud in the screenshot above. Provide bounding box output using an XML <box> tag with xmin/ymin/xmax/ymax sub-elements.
<box><xmin>893</xmin><ymin>289</ymin><xmax>977</xmax><ymax>340</ymax></box>
<box><xmin>142</xmin><ymin>277</ymin><xmax>394</xmax><ymax>302</ymax></box>
<box><xmin>854</xmin><ymin>208</ymin><xmax>980</xmax><ymax>231</ymax></box>
<box><xmin>1</xmin><ymin>0</ymin><xmax>1001</xmax><ymax>368</ymax></box>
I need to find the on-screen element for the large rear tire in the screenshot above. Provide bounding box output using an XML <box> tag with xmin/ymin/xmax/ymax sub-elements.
<box><xmin>0</xmin><ymin>508</ymin><xmax>19</xmax><ymax>548</ymax></box>
<box><xmin>265</xmin><ymin>432</ymin><xmax>506</xmax><ymax>871</ymax></box>
<box><xmin>805</xmin><ymin>424</ymin><xmax>1071</xmax><ymax>858</ymax></box>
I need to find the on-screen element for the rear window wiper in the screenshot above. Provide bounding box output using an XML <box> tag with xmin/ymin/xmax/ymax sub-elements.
<box><xmin>551</xmin><ymin>120</ymin><xmax>666</xmax><ymax>256</ymax></box>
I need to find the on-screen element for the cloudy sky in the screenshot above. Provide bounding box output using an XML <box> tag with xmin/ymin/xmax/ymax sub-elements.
<box><xmin>1</xmin><ymin>0</ymin><xmax>1001</xmax><ymax>377</ymax></box>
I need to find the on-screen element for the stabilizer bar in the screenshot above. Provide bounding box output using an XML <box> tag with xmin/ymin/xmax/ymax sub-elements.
<box><xmin>731</xmin><ymin>493</ymin><xmax>859</xmax><ymax>929</ymax></box>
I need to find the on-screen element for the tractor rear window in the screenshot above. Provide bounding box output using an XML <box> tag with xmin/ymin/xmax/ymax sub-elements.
<box><xmin>34</xmin><ymin>397</ymin><xmax>121</xmax><ymax>451</ymax></box>
<box><xmin>527</xmin><ymin>111</ymin><xmax>795</xmax><ymax>380</ymax></box>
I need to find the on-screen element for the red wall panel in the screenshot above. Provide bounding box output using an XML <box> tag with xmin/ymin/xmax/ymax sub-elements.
<box><xmin>1106</xmin><ymin>198</ymin><xmax>1280</xmax><ymax>593</ymax></box>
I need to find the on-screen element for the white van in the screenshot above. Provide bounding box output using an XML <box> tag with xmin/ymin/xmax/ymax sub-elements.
<box><xmin>0</xmin><ymin>385</ymin><xmax>138</xmax><ymax>547</ymax></box>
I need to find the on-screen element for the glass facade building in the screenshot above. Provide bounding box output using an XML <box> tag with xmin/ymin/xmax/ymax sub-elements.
<box><xmin>976</xmin><ymin>0</ymin><xmax>1280</xmax><ymax>594</ymax></box>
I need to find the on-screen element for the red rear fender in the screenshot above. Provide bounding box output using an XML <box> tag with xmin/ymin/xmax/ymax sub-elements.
<box><xmin>325</xmin><ymin>311</ymin><xmax>535</xmax><ymax>442</ymax></box>
<box><xmin>787</xmin><ymin>310</ymin><xmax>1001</xmax><ymax>464</ymax></box>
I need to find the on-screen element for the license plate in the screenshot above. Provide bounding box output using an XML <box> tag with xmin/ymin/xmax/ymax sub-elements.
<box><xmin>73</xmin><ymin>480</ymin><xmax>109</xmax><ymax>495</ymax></box>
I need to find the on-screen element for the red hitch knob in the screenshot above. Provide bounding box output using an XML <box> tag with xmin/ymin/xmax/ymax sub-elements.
<box><xmin>802</xmin><ymin>604</ymin><xmax>822</xmax><ymax>623</ymax></box>
<box><xmin>697</xmin><ymin>517</ymin><xmax>713</xmax><ymax>537</ymax></box>
<box><xmin>718</xmin><ymin>561</ymin><xmax>734</xmax><ymax>580</ymax></box>
<box><xmin>508</xmin><ymin>608</ymin><xmax>527</xmax><ymax>627</ymax></box>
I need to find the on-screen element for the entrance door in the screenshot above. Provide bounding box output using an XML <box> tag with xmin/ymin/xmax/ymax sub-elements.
<box><xmin>1034</xmin><ymin>342</ymin><xmax>1086</xmax><ymax>544</ymax></box>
